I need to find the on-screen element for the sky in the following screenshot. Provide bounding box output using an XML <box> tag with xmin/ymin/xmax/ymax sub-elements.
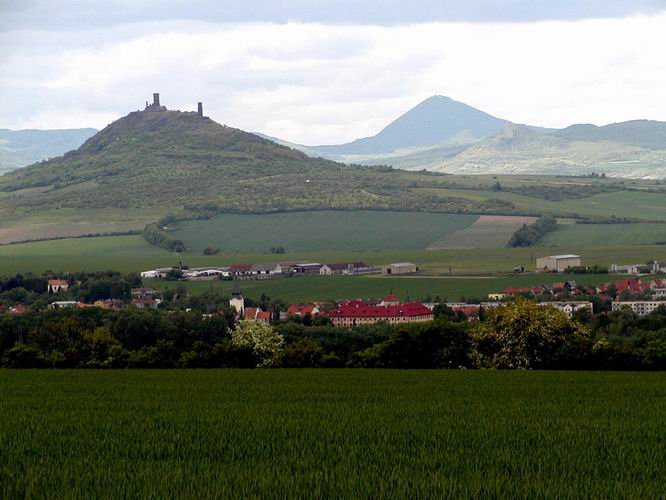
<box><xmin>1</xmin><ymin>0</ymin><xmax>666</xmax><ymax>145</ymax></box>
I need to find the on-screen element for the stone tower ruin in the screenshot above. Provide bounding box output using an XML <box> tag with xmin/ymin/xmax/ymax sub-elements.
<box><xmin>197</xmin><ymin>102</ymin><xmax>203</xmax><ymax>118</ymax></box>
<box><xmin>145</xmin><ymin>93</ymin><xmax>167</xmax><ymax>112</ymax></box>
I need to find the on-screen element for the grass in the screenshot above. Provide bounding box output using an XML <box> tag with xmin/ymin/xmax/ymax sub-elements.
<box><xmin>149</xmin><ymin>273</ymin><xmax>622</xmax><ymax>303</ymax></box>
<box><xmin>172</xmin><ymin>211</ymin><xmax>478</xmax><ymax>253</ymax></box>
<box><xmin>417</xmin><ymin>187</ymin><xmax>666</xmax><ymax>220</ymax></box>
<box><xmin>1</xmin><ymin>370</ymin><xmax>666</xmax><ymax>497</ymax></box>
<box><xmin>2</xmin><ymin>235</ymin><xmax>666</xmax><ymax>276</ymax></box>
<box><xmin>428</xmin><ymin>214</ymin><xmax>536</xmax><ymax>249</ymax></box>
<box><xmin>539</xmin><ymin>223</ymin><xmax>666</xmax><ymax>246</ymax></box>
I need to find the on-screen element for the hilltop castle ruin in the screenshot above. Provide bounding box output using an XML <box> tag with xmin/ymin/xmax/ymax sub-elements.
<box><xmin>144</xmin><ymin>93</ymin><xmax>205</xmax><ymax>118</ymax></box>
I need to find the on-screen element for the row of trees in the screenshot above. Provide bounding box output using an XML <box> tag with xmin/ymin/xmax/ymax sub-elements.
<box><xmin>142</xmin><ymin>223</ymin><xmax>185</xmax><ymax>252</ymax></box>
<box><xmin>508</xmin><ymin>216</ymin><xmax>558</xmax><ymax>247</ymax></box>
<box><xmin>3</xmin><ymin>298</ymin><xmax>666</xmax><ymax>370</ymax></box>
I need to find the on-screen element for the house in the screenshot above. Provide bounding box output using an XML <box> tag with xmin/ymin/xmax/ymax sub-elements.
<box><xmin>244</xmin><ymin>307</ymin><xmax>271</xmax><ymax>323</ymax></box>
<box><xmin>131</xmin><ymin>288</ymin><xmax>159</xmax><ymax>296</ymax></box>
<box><xmin>248</xmin><ymin>263</ymin><xmax>282</xmax><ymax>278</ymax></box>
<box><xmin>140</xmin><ymin>268</ymin><xmax>171</xmax><ymax>279</ymax></box>
<box><xmin>229</xmin><ymin>281</ymin><xmax>244</xmax><ymax>314</ymax></box>
<box><xmin>182</xmin><ymin>267</ymin><xmax>231</xmax><ymax>280</ymax></box>
<box><xmin>612</xmin><ymin>301</ymin><xmax>666</xmax><ymax>316</ymax></box>
<box><xmin>320</xmin><ymin>262</ymin><xmax>370</xmax><ymax>276</ymax></box>
<box><xmin>47</xmin><ymin>279</ymin><xmax>69</xmax><ymax>294</ymax></box>
<box><xmin>536</xmin><ymin>254</ymin><xmax>581</xmax><ymax>272</ymax></box>
<box><xmin>650</xmin><ymin>279</ymin><xmax>666</xmax><ymax>298</ymax></box>
<box><xmin>326</xmin><ymin>300</ymin><xmax>433</xmax><ymax>327</ymax></box>
<box><xmin>229</xmin><ymin>264</ymin><xmax>253</xmax><ymax>277</ymax></box>
<box><xmin>538</xmin><ymin>301</ymin><xmax>593</xmax><ymax>319</ymax></box>
<box><xmin>287</xmin><ymin>304</ymin><xmax>320</xmax><ymax>317</ymax></box>
<box><xmin>9</xmin><ymin>304</ymin><xmax>28</xmax><ymax>315</ymax></box>
<box><xmin>291</xmin><ymin>263</ymin><xmax>322</xmax><ymax>274</ymax></box>
<box><xmin>487</xmin><ymin>293</ymin><xmax>506</xmax><ymax>301</ymax></box>
<box><xmin>381</xmin><ymin>263</ymin><xmax>417</xmax><ymax>275</ymax></box>
<box><xmin>379</xmin><ymin>293</ymin><xmax>400</xmax><ymax>306</ymax></box>
<box><xmin>447</xmin><ymin>303</ymin><xmax>482</xmax><ymax>321</ymax></box>
<box><xmin>48</xmin><ymin>301</ymin><xmax>80</xmax><ymax>310</ymax></box>
<box><xmin>598</xmin><ymin>278</ymin><xmax>651</xmax><ymax>296</ymax></box>
<box><xmin>610</xmin><ymin>261</ymin><xmax>663</xmax><ymax>275</ymax></box>
<box><xmin>131</xmin><ymin>295</ymin><xmax>160</xmax><ymax>309</ymax></box>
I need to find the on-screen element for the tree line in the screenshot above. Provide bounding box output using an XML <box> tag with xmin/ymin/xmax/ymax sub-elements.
<box><xmin>3</xmin><ymin>298</ymin><xmax>666</xmax><ymax>370</ymax></box>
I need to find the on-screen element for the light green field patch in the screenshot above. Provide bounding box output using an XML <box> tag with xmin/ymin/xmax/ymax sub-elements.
<box><xmin>416</xmin><ymin>187</ymin><xmax>666</xmax><ymax>220</ymax></box>
<box><xmin>172</xmin><ymin>211</ymin><xmax>479</xmax><ymax>253</ymax></box>
<box><xmin>539</xmin><ymin>223</ymin><xmax>666</xmax><ymax>247</ymax></box>
<box><xmin>428</xmin><ymin>215</ymin><xmax>538</xmax><ymax>249</ymax></box>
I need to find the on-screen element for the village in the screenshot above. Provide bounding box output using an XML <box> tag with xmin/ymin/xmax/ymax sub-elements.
<box><xmin>2</xmin><ymin>255</ymin><xmax>666</xmax><ymax>326</ymax></box>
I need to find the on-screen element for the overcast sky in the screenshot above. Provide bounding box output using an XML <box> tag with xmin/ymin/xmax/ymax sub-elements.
<box><xmin>2</xmin><ymin>0</ymin><xmax>666</xmax><ymax>144</ymax></box>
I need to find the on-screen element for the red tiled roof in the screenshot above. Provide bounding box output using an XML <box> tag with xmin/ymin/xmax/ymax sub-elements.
<box><xmin>451</xmin><ymin>304</ymin><xmax>480</xmax><ymax>318</ymax></box>
<box><xmin>287</xmin><ymin>304</ymin><xmax>318</xmax><ymax>316</ymax></box>
<box><xmin>327</xmin><ymin>302</ymin><xmax>432</xmax><ymax>319</ymax></box>
<box><xmin>244</xmin><ymin>307</ymin><xmax>271</xmax><ymax>322</ymax></box>
<box><xmin>9</xmin><ymin>304</ymin><xmax>28</xmax><ymax>315</ymax></box>
<box><xmin>230</xmin><ymin>264</ymin><xmax>253</xmax><ymax>272</ymax></box>
<box><xmin>382</xmin><ymin>293</ymin><xmax>399</xmax><ymax>303</ymax></box>
<box><xmin>48</xmin><ymin>279</ymin><xmax>68</xmax><ymax>286</ymax></box>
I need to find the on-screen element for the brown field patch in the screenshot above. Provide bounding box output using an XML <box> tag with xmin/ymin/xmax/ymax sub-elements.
<box><xmin>428</xmin><ymin>215</ymin><xmax>538</xmax><ymax>250</ymax></box>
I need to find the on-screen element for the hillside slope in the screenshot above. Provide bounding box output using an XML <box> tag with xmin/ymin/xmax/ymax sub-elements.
<box><xmin>0</xmin><ymin>128</ymin><xmax>96</xmax><ymax>172</ymax></box>
<box><xmin>0</xmin><ymin>100</ymin><xmax>517</xmax><ymax>237</ymax></box>
<box><xmin>428</xmin><ymin>123</ymin><xmax>666</xmax><ymax>178</ymax></box>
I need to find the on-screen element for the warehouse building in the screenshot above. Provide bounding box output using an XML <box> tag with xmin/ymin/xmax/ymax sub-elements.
<box><xmin>536</xmin><ymin>254</ymin><xmax>581</xmax><ymax>272</ymax></box>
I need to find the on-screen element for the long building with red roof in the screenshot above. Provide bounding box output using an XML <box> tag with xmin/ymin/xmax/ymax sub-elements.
<box><xmin>326</xmin><ymin>300</ymin><xmax>433</xmax><ymax>327</ymax></box>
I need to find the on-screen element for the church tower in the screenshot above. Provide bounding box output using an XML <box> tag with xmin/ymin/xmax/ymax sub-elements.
<box><xmin>229</xmin><ymin>280</ymin><xmax>244</xmax><ymax>315</ymax></box>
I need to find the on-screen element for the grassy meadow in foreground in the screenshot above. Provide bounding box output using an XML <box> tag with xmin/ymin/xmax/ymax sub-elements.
<box><xmin>1</xmin><ymin>370</ymin><xmax>665</xmax><ymax>497</ymax></box>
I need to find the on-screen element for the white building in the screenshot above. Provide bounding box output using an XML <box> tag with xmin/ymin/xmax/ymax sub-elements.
<box><xmin>612</xmin><ymin>301</ymin><xmax>666</xmax><ymax>316</ymax></box>
<box><xmin>382</xmin><ymin>262</ymin><xmax>417</xmax><ymax>275</ymax></box>
<box><xmin>538</xmin><ymin>301</ymin><xmax>593</xmax><ymax>319</ymax></box>
<box><xmin>536</xmin><ymin>255</ymin><xmax>581</xmax><ymax>272</ymax></box>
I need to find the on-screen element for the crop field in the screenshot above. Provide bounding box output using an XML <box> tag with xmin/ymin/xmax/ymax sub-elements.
<box><xmin>539</xmin><ymin>223</ymin><xmax>666</xmax><ymax>246</ymax></box>
<box><xmin>1</xmin><ymin>370</ymin><xmax>665</xmax><ymax>497</ymax></box>
<box><xmin>416</xmin><ymin>187</ymin><xmax>666</xmax><ymax>220</ymax></box>
<box><xmin>428</xmin><ymin>214</ymin><xmax>537</xmax><ymax>249</ymax></box>
<box><xmin>2</xmin><ymin>235</ymin><xmax>666</xmax><ymax>276</ymax></box>
<box><xmin>148</xmin><ymin>273</ymin><xmax>623</xmax><ymax>303</ymax></box>
<box><xmin>171</xmin><ymin>211</ymin><xmax>479</xmax><ymax>253</ymax></box>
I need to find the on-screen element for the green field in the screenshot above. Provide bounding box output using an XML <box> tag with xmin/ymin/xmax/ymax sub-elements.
<box><xmin>417</xmin><ymin>187</ymin><xmax>666</xmax><ymax>220</ymax></box>
<box><xmin>149</xmin><ymin>273</ymin><xmax>623</xmax><ymax>303</ymax></box>
<box><xmin>2</xmin><ymin>370</ymin><xmax>666</xmax><ymax>497</ymax></box>
<box><xmin>172</xmin><ymin>211</ymin><xmax>478</xmax><ymax>253</ymax></box>
<box><xmin>539</xmin><ymin>223</ymin><xmax>666</xmax><ymax>246</ymax></box>
<box><xmin>2</xmin><ymin>234</ymin><xmax>666</xmax><ymax>277</ymax></box>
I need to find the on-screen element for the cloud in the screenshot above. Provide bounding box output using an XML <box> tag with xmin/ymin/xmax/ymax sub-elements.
<box><xmin>2</xmin><ymin>14</ymin><xmax>666</xmax><ymax>144</ymax></box>
<box><xmin>1</xmin><ymin>0</ymin><xmax>664</xmax><ymax>29</ymax></box>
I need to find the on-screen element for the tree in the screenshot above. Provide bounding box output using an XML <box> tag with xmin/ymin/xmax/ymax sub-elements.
<box><xmin>231</xmin><ymin>320</ymin><xmax>284</xmax><ymax>368</ymax></box>
<box><xmin>470</xmin><ymin>297</ymin><xmax>589</xmax><ymax>369</ymax></box>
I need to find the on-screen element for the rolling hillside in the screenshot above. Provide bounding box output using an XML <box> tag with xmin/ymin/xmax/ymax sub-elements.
<box><xmin>0</xmin><ymin>98</ymin><xmax>521</xmax><ymax>241</ymax></box>
<box><xmin>427</xmin><ymin>123</ymin><xmax>666</xmax><ymax>178</ymax></box>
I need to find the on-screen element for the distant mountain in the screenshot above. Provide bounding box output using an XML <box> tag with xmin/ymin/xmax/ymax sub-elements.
<box><xmin>311</xmin><ymin>95</ymin><xmax>508</xmax><ymax>157</ymax></box>
<box><xmin>0</xmin><ymin>128</ymin><xmax>97</xmax><ymax>172</ymax></box>
<box><xmin>427</xmin><ymin>123</ymin><xmax>666</xmax><ymax>178</ymax></box>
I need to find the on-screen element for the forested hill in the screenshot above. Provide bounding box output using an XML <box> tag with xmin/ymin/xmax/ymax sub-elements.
<box><xmin>0</xmin><ymin>106</ymin><xmax>503</xmax><ymax>218</ymax></box>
